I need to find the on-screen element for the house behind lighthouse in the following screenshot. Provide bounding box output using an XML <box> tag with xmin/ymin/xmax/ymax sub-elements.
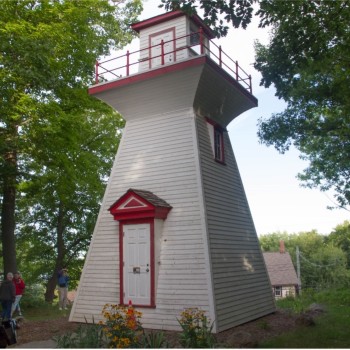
<box><xmin>69</xmin><ymin>10</ymin><xmax>275</xmax><ymax>333</ymax></box>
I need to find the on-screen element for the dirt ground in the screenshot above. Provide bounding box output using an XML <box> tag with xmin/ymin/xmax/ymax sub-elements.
<box><xmin>12</xmin><ymin>308</ymin><xmax>304</xmax><ymax>348</ymax></box>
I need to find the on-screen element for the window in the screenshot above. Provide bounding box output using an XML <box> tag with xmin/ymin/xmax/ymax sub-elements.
<box><xmin>190</xmin><ymin>23</ymin><xmax>200</xmax><ymax>46</ymax></box>
<box><xmin>206</xmin><ymin>117</ymin><xmax>225</xmax><ymax>164</ymax></box>
<box><xmin>214</xmin><ymin>127</ymin><xmax>224</xmax><ymax>162</ymax></box>
<box><xmin>275</xmin><ymin>286</ymin><xmax>282</xmax><ymax>297</ymax></box>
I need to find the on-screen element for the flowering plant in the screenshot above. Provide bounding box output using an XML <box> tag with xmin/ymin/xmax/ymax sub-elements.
<box><xmin>100</xmin><ymin>303</ymin><xmax>143</xmax><ymax>348</ymax></box>
<box><xmin>178</xmin><ymin>307</ymin><xmax>216</xmax><ymax>348</ymax></box>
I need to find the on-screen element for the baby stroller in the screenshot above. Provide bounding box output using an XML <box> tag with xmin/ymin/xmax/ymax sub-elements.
<box><xmin>0</xmin><ymin>319</ymin><xmax>17</xmax><ymax>348</ymax></box>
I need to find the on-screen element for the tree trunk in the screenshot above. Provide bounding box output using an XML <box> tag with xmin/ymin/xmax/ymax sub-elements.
<box><xmin>1</xmin><ymin>148</ymin><xmax>17</xmax><ymax>274</ymax></box>
<box><xmin>44</xmin><ymin>201</ymin><xmax>66</xmax><ymax>302</ymax></box>
<box><xmin>45</xmin><ymin>275</ymin><xmax>58</xmax><ymax>303</ymax></box>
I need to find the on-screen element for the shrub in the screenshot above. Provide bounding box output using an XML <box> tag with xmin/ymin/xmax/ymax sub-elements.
<box><xmin>55</xmin><ymin>323</ymin><xmax>105</xmax><ymax>348</ymax></box>
<box><xmin>178</xmin><ymin>307</ymin><xmax>216</xmax><ymax>348</ymax></box>
<box><xmin>141</xmin><ymin>330</ymin><xmax>169</xmax><ymax>348</ymax></box>
<box><xmin>20</xmin><ymin>284</ymin><xmax>48</xmax><ymax>309</ymax></box>
<box><xmin>100</xmin><ymin>303</ymin><xmax>143</xmax><ymax>348</ymax></box>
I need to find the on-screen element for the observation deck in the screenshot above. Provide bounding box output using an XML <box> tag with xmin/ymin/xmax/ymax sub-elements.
<box><xmin>91</xmin><ymin>20</ymin><xmax>253</xmax><ymax>96</ymax></box>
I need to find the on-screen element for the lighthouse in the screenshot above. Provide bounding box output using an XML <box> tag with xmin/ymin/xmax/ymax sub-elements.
<box><xmin>70</xmin><ymin>10</ymin><xmax>275</xmax><ymax>333</ymax></box>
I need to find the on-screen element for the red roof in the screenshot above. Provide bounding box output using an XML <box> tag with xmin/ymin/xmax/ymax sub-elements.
<box><xmin>109</xmin><ymin>188</ymin><xmax>172</xmax><ymax>221</ymax></box>
<box><xmin>131</xmin><ymin>10</ymin><xmax>216</xmax><ymax>39</ymax></box>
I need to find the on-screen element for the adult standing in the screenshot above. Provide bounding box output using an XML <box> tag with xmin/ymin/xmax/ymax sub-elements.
<box><xmin>11</xmin><ymin>272</ymin><xmax>25</xmax><ymax>317</ymax></box>
<box><xmin>57</xmin><ymin>268</ymin><xmax>69</xmax><ymax>310</ymax></box>
<box><xmin>0</xmin><ymin>272</ymin><xmax>15</xmax><ymax>320</ymax></box>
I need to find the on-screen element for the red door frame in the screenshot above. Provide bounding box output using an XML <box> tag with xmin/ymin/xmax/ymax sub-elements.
<box><xmin>109</xmin><ymin>189</ymin><xmax>172</xmax><ymax>308</ymax></box>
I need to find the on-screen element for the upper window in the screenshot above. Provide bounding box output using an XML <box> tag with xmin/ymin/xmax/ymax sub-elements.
<box><xmin>214</xmin><ymin>127</ymin><xmax>224</xmax><ymax>162</ymax></box>
<box><xmin>205</xmin><ymin>117</ymin><xmax>225</xmax><ymax>164</ymax></box>
<box><xmin>190</xmin><ymin>23</ymin><xmax>200</xmax><ymax>46</ymax></box>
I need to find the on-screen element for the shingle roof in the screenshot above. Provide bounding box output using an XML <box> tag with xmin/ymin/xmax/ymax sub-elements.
<box><xmin>128</xmin><ymin>189</ymin><xmax>172</xmax><ymax>208</ymax></box>
<box><xmin>263</xmin><ymin>252</ymin><xmax>300</xmax><ymax>287</ymax></box>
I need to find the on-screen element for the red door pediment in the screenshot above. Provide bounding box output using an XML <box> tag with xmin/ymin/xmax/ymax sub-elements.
<box><xmin>109</xmin><ymin>189</ymin><xmax>172</xmax><ymax>221</ymax></box>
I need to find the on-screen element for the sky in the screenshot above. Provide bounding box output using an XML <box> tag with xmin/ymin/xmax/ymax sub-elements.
<box><xmin>116</xmin><ymin>0</ymin><xmax>349</xmax><ymax>235</ymax></box>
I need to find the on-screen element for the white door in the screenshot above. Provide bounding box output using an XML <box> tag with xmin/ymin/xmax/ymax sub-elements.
<box><xmin>123</xmin><ymin>223</ymin><xmax>151</xmax><ymax>305</ymax></box>
<box><xmin>150</xmin><ymin>30</ymin><xmax>174</xmax><ymax>68</ymax></box>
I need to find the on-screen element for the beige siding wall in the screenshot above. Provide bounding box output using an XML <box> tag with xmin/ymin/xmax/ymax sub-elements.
<box><xmin>70</xmin><ymin>108</ymin><xmax>214</xmax><ymax>331</ymax></box>
<box><xmin>72</xmin><ymin>60</ymin><xmax>273</xmax><ymax>333</ymax></box>
<box><xmin>139</xmin><ymin>16</ymin><xmax>192</xmax><ymax>72</ymax></box>
<box><xmin>196</xmin><ymin>115</ymin><xmax>275</xmax><ymax>331</ymax></box>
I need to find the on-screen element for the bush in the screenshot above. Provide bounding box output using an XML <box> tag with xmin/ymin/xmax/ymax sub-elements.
<box><xmin>141</xmin><ymin>330</ymin><xmax>169</xmax><ymax>348</ymax></box>
<box><xmin>178</xmin><ymin>307</ymin><xmax>216</xmax><ymax>348</ymax></box>
<box><xmin>99</xmin><ymin>303</ymin><xmax>143</xmax><ymax>348</ymax></box>
<box><xmin>20</xmin><ymin>284</ymin><xmax>48</xmax><ymax>309</ymax></box>
<box><xmin>55</xmin><ymin>323</ymin><xmax>105</xmax><ymax>348</ymax></box>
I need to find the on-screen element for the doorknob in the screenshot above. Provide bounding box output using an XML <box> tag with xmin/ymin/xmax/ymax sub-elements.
<box><xmin>146</xmin><ymin>268</ymin><xmax>149</xmax><ymax>272</ymax></box>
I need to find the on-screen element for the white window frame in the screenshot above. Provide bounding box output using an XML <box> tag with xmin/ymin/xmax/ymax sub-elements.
<box><xmin>275</xmin><ymin>286</ymin><xmax>282</xmax><ymax>297</ymax></box>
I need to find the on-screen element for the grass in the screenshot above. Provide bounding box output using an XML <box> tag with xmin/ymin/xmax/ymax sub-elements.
<box><xmin>19</xmin><ymin>300</ymin><xmax>71</xmax><ymax>321</ymax></box>
<box><xmin>17</xmin><ymin>288</ymin><xmax>350</xmax><ymax>347</ymax></box>
<box><xmin>260</xmin><ymin>289</ymin><xmax>350</xmax><ymax>348</ymax></box>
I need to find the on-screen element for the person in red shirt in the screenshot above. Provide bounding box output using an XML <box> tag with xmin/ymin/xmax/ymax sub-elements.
<box><xmin>11</xmin><ymin>272</ymin><xmax>25</xmax><ymax>317</ymax></box>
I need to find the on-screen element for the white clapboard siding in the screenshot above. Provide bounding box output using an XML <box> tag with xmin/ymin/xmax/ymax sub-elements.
<box><xmin>72</xmin><ymin>37</ymin><xmax>275</xmax><ymax>332</ymax></box>
<box><xmin>70</xmin><ymin>108</ymin><xmax>215</xmax><ymax>331</ymax></box>
<box><xmin>196</xmin><ymin>114</ymin><xmax>275</xmax><ymax>331</ymax></box>
<box><xmin>139</xmin><ymin>16</ymin><xmax>189</xmax><ymax>71</ymax></box>
<box><xmin>94</xmin><ymin>62</ymin><xmax>204</xmax><ymax>119</ymax></box>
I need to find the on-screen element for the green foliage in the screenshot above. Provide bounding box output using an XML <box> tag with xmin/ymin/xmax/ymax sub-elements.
<box><xmin>55</xmin><ymin>324</ymin><xmax>105</xmax><ymax>348</ymax></box>
<box><xmin>178</xmin><ymin>307</ymin><xmax>216</xmax><ymax>348</ymax></box>
<box><xmin>141</xmin><ymin>330</ymin><xmax>169</xmax><ymax>348</ymax></box>
<box><xmin>326</xmin><ymin>221</ymin><xmax>350</xmax><ymax>268</ymax></box>
<box><xmin>276</xmin><ymin>289</ymin><xmax>317</xmax><ymax>314</ymax></box>
<box><xmin>259</xmin><ymin>227</ymin><xmax>350</xmax><ymax>290</ymax></box>
<box><xmin>19</xmin><ymin>301</ymin><xmax>67</xmax><ymax>321</ymax></box>
<box><xmin>20</xmin><ymin>284</ymin><xmax>47</xmax><ymax>309</ymax></box>
<box><xmin>100</xmin><ymin>303</ymin><xmax>143</xmax><ymax>348</ymax></box>
<box><xmin>159</xmin><ymin>0</ymin><xmax>255</xmax><ymax>37</ymax></box>
<box><xmin>0</xmin><ymin>0</ymin><xmax>142</xmax><ymax>294</ymax></box>
<box><xmin>259</xmin><ymin>231</ymin><xmax>290</xmax><ymax>252</ymax></box>
<box><xmin>261</xmin><ymin>289</ymin><xmax>350</xmax><ymax>348</ymax></box>
<box><xmin>254</xmin><ymin>0</ymin><xmax>350</xmax><ymax>209</ymax></box>
<box><xmin>308</xmin><ymin>245</ymin><xmax>350</xmax><ymax>289</ymax></box>
<box><xmin>315</xmin><ymin>288</ymin><xmax>350</xmax><ymax>306</ymax></box>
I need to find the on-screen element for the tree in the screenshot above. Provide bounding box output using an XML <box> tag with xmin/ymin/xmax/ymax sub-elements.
<box><xmin>326</xmin><ymin>221</ymin><xmax>350</xmax><ymax>268</ymax></box>
<box><xmin>259</xmin><ymin>231</ymin><xmax>289</xmax><ymax>252</ymax></box>
<box><xmin>260</xmin><ymin>229</ymin><xmax>350</xmax><ymax>290</ymax></box>
<box><xmin>307</xmin><ymin>245</ymin><xmax>350</xmax><ymax>289</ymax></box>
<box><xmin>160</xmin><ymin>1</ymin><xmax>350</xmax><ymax>210</ymax></box>
<box><xmin>159</xmin><ymin>0</ymin><xmax>255</xmax><ymax>37</ymax></box>
<box><xmin>0</xmin><ymin>0</ymin><xmax>142</xmax><ymax>274</ymax></box>
<box><xmin>16</xmin><ymin>92</ymin><xmax>124</xmax><ymax>301</ymax></box>
<box><xmin>254</xmin><ymin>1</ymin><xmax>350</xmax><ymax>210</ymax></box>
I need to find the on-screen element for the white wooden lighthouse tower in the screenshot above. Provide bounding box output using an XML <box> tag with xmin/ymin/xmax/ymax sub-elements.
<box><xmin>70</xmin><ymin>10</ymin><xmax>275</xmax><ymax>333</ymax></box>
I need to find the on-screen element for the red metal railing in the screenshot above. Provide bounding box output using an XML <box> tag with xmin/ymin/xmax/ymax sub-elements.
<box><xmin>94</xmin><ymin>28</ymin><xmax>253</xmax><ymax>94</ymax></box>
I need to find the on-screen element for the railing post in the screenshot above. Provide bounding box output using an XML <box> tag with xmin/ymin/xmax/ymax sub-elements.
<box><xmin>219</xmin><ymin>45</ymin><xmax>222</xmax><ymax>67</ymax></box>
<box><xmin>161</xmin><ymin>39</ymin><xmax>165</xmax><ymax>65</ymax></box>
<box><xmin>199</xmin><ymin>27</ymin><xmax>204</xmax><ymax>54</ymax></box>
<box><xmin>235</xmin><ymin>60</ymin><xmax>239</xmax><ymax>81</ymax></box>
<box><xmin>95</xmin><ymin>60</ymin><xmax>99</xmax><ymax>84</ymax></box>
<box><xmin>126</xmin><ymin>50</ymin><xmax>130</xmax><ymax>76</ymax></box>
<box><xmin>249</xmin><ymin>75</ymin><xmax>252</xmax><ymax>94</ymax></box>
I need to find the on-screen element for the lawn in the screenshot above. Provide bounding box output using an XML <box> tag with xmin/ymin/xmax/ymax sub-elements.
<box><xmin>260</xmin><ymin>289</ymin><xmax>350</xmax><ymax>348</ymax></box>
<box><xmin>16</xmin><ymin>288</ymin><xmax>350</xmax><ymax>348</ymax></box>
